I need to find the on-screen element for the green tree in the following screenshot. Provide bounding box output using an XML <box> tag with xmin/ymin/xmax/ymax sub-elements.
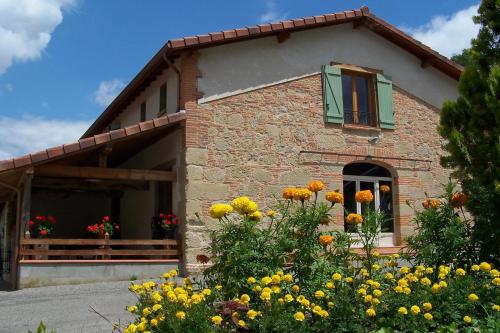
<box><xmin>451</xmin><ymin>48</ymin><xmax>475</xmax><ymax>67</ymax></box>
<box><xmin>438</xmin><ymin>0</ymin><xmax>500</xmax><ymax>262</ymax></box>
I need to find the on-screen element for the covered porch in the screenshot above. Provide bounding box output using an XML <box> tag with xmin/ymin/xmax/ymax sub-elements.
<box><xmin>0</xmin><ymin>113</ymin><xmax>186</xmax><ymax>288</ymax></box>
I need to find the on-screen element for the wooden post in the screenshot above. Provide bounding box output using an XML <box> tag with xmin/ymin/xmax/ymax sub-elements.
<box><xmin>103</xmin><ymin>232</ymin><xmax>110</xmax><ymax>259</ymax></box>
<box><xmin>23</xmin><ymin>231</ymin><xmax>30</xmax><ymax>260</ymax></box>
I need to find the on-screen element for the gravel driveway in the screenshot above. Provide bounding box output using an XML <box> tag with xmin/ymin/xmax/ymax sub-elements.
<box><xmin>0</xmin><ymin>280</ymin><xmax>139</xmax><ymax>333</ymax></box>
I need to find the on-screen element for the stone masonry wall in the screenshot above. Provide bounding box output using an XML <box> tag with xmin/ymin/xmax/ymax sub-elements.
<box><xmin>183</xmin><ymin>73</ymin><xmax>451</xmax><ymax>272</ymax></box>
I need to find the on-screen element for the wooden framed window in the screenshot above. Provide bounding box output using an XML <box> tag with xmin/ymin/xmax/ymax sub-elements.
<box><xmin>341</xmin><ymin>70</ymin><xmax>377</xmax><ymax>127</ymax></box>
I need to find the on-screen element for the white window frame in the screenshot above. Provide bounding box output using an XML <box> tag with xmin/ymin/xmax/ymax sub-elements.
<box><xmin>343</xmin><ymin>175</ymin><xmax>394</xmax><ymax>247</ymax></box>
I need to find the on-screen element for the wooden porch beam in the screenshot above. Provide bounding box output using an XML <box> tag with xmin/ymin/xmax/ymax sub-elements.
<box><xmin>32</xmin><ymin>177</ymin><xmax>150</xmax><ymax>191</ymax></box>
<box><xmin>35</xmin><ymin>165</ymin><xmax>176</xmax><ymax>182</ymax></box>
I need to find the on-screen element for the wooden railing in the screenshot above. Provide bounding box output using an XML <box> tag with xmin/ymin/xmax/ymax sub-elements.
<box><xmin>20</xmin><ymin>236</ymin><xmax>179</xmax><ymax>261</ymax></box>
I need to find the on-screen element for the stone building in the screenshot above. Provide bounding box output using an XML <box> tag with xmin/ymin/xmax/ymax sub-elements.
<box><xmin>0</xmin><ymin>6</ymin><xmax>462</xmax><ymax>288</ymax></box>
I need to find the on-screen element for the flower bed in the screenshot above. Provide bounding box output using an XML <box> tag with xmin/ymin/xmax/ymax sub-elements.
<box><xmin>121</xmin><ymin>181</ymin><xmax>499</xmax><ymax>332</ymax></box>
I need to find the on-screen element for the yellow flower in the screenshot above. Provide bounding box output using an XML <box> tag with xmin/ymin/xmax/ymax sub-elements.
<box><xmin>152</xmin><ymin>304</ymin><xmax>162</xmax><ymax>312</ymax></box>
<box><xmin>355</xmin><ymin>190</ymin><xmax>374</xmax><ymax>204</ymax></box>
<box><xmin>423</xmin><ymin>302</ymin><xmax>432</xmax><ymax>311</ymax></box>
<box><xmin>463</xmin><ymin>316</ymin><xmax>472</xmax><ymax>324</ymax></box>
<box><xmin>424</xmin><ymin>313</ymin><xmax>433</xmax><ymax>321</ymax></box>
<box><xmin>211</xmin><ymin>315</ymin><xmax>223</xmax><ymax>325</ymax></box>
<box><xmin>493</xmin><ymin>277</ymin><xmax>500</xmax><ymax>286</ymax></box>
<box><xmin>385</xmin><ymin>272</ymin><xmax>394</xmax><ymax>280</ymax></box>
<box><xmin>314</xmin><ymin>290</ymin><xmax>325</xmax><ymax>299</ymax></box>
<box><xmin>240</xmin><ymin>294</ymin><xmax>250</xmax><ymax>303</ymax></box>
<box><xmin>202</xmin><ymin>288</ymin><xmax>212</xmax><ymax>296</ymax></box>
<box><xmin>126</xmin><ymin>323</ymin><xmax>137</xmax><ymax>333</ymax></box>
<box><xmin>231</xmin><ymin>196</ymin><xmax>258</xmax><ymax>215</ymax></box>
<box><xmin>366</xmin><ymin>308</ymin><xmax>376</xmax><ymax>317</ymax></box>
<box><xmin>373</xmin><ymin>289</ymin><xmax>382</xmax><ymax>297</ymax></box>
<box><xmin>358</xmin><ymin>288</ymin><xmax>367</xmax><ymax>296</ymax></box>
<box><xmin>398</xmin><ymin>307</ymin><xmax>408</xmax><ymax>315</ymax></box>
<box><xmin>345</xmin><ymin>277</ymin><xmax>353</xmax><ymax>283</ymax></box>
<box><xmin>456</xmin><ymin>268</ymin><xmax>466</xmax><ymax>276</ymax></box>
<box><xmin>422</xmin><ymin>198</ymin><xmax>441</xmax><ymax>209</ymax></box>
<box><xmin>421</xmin><ymin>277</ymin><xmax>431</xmax><ymax>286</ymax></box>
<box><xmin>260</xmin><ymin>291</ymin><xmax>271</xmax><ymax>301</ymax></box>
<box><xmin>471</xmin><ymin>264</ymin><xmax>480</xmax><ymax>271</ymax></box>
<box><xmin>292</xmin><ymin>285</ymin><xmax>300</xmax><ymax>293</ymax></box>
<box><xmin>492</xmin><ymin>304</ymin><xmax>500</xmax><ymax>312</ymax></box>
<box><xmin>247</xmin><ymin>277</ymin><xmax>256</xmax><ymax>284</ymax></box>
<box><xmin>325</xmin><ymin>281</ymin><xmax>334</xmax><ymax>290</ymax></box>
<box><xmin>176</xmin><ymin>311</ymin><xmax>186</xmax><ymax>320</ymax></box>
<box><xmin>400</xmin><ymin>266</ymin><xmax>410</xmax><ymax>274</ymax></box>
<box><xmin>238</xmin><ymin>320</ymin><xmax>246</xmax><ymax>327</ymax></box>
<box><xmin>307</xmin><ymin>180</ymin><xmax>325</xmax><ymax>193</ymax></box>
<box><xmin>319</xmin><ymin>234</ymin><xmax>334</xmax><ymax>246</ymax></box>
<box><xmin>261</xmin><ymin>276</ymin><xmax>272</xmax><ymax>285</ymax></box>
<box><xmin>479</xmin><ymin>262</ymin><xmax>492</xmax><ymax>272</ymax></box>
<box><xmin>283</xmin><ymin>188</ymin><xmax>295</xmax><ymax>200</ymax></box>
<box><xmin>425</xmin><ymin>267</ymin><xmax>433</xmax><ymax>274</ymax></box>
<box><xmin>294</xmin><ymin>311</ymin><xmax>305</xmax><ymax>321</ymax></box>
<box><xmin>150</xmin><ymin>319</ymin><xmax>158</xmax><ymax>327</ymax></box>
<box><xmin>127</xmin><ymin>306</ymin><xmax>138</xmax><ymax>313</ymax></box>
<box><xmin>142</xmin><ymin>307</ymin><xmax>151</xmax><ymax>316</ymax></box>
<box><xmin>325</xmin><ymin>191</ymin><xmax>343</xmax><ymax>204</ymax></box>
<box><xmin>410</xmin><ymin>305</ymin><xmax>420</xmax><ymax>315</ymax></box>
<box><xmin>209</xmin><ymin>203</ymin><xmax>233</xmax><ymax>219</ymax></box>
<box><xmin>346</xmin><ymin>213</ymin><xmax>363</xmax><ymax>224</ymax></box>
<box><xmin>332</xmin><ymin>273</ymin><xmax>342</xmax><ymax>281</ymax></box>
<box><xmin>380</xmin><ymin>185</ymin><xmax>390</xmax><ymax>193</ymax></box>
<box><xmin>438</xmin><ymin>281</ymin><xmax>447</xmax><ymax>288</ymax></box>
<box><xmin>394</xmin><ymin>286</ymin><xmax>403</xmax><ymax>294</ymax></box>
<box><xmin>249</xmin><ymin>211</ymin><xmax>263</xmax><ymax>221</ymax></box>
<box><xmin>403</xmin><ymin>287</ymin><xmax>411</xmax><ymax>295</ymax></box>
<box><xmin>247</xmin><ymin>309</ymin><xmax>259</xmax><ymax>320</ymax></box>
<box><xmin>282</xmin><ymin>274</ymin><xmax>293</xmax><ymax>283</ymax></box>
<box><xmin>293</xmin><ymin>188</ymin><xmax>313</xmax><ymax>201</ymax></box>
<box><xmin>468</xmin><ymin>293</ymin><xmax>479</xmax><ymax>302</ymax></box>
<box><xmin>266</xmin><ymin>210</ymin><xmax>276</xmax><ymax>218</ymax></box>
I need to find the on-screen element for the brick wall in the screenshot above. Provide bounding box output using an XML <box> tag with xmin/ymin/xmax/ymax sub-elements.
<box><xmin>182</xmin><ymin>67</ymin><xmax>451</xmax><ymax>271</ymax></box>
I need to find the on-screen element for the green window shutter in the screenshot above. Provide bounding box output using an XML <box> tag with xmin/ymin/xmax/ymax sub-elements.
<box><xmin>376</xmin><ymin>73</ymin><xmax>395</xmax><ymax>129</ymax></box>
<box><xmin>322</xmin><ymin>65</ymin><xmax>343</xmax><ymax>124</ymax></box>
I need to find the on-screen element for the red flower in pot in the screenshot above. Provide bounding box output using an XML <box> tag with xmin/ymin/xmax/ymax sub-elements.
<box><xmin>27</xmin><ymin>214</ymin><xmax>56</xmax><ymax>237</ymax></box>
<box><xmin>86</xmin><ymin>215</ymin><xmax>120</xmax><ymax>238</ymax></box>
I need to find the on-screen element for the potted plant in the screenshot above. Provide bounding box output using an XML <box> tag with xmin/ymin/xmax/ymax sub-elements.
<box><xmin>27</xmin><ymin>215</ymin><xmax>56</xmax><ymax>238</ymax></box>
<box><xmin>153</xmin><ymin>213</ymin><xmax>179</xmax><ymax>239</ymax></box>
<box><xmin>86</xmin><ymin>215</ymin><xmax>120</xmax><ymax>238</ymax></box>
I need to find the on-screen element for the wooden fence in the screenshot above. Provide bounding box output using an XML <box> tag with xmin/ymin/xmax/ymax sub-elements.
<box><xmin>20</xmin><ymin>236</ymin><xmax>179</xmax><ymax>261</ymax></box>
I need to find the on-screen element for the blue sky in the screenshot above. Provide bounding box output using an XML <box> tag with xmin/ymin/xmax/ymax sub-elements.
<box><xmin>0</xmin><ymin>0</ymin><xmax>480</xmax><ymax>159</ymax></box>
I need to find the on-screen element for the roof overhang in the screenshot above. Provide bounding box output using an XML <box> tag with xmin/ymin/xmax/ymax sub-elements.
<box><xmin>0</xmin><ymin>112</ymin><xmax>186</xmax><ymax>202</ymax></box>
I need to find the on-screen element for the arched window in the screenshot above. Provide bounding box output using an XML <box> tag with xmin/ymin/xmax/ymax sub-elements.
<box><xmin>343</xmin><ymin>162</ymin><xmax>394</xmax><ymax>245</ymax></box>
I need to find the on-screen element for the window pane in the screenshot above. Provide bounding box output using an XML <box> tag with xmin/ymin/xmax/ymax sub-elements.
<box><xmin>379</xmin><ymin>180</ymin><xmax>394</xmax><ymax>232</ymax></box>
<box><xmin>343</xmin><ymin>180</ymin><xmax>357</xmax><ymax>232</ymax></box>
<box><xmin>356</xmin><ymin>76</ymin><xmax>370</xmax><ymax>125</ymax></box>
<box><xmin>341</xmin><ymin>74</ymin><xmax>353</xmax><ymax>124</ymax></box>
<box><xmin>343</xmin><ymin>163</ymin><xmax>392</xmax><ymax>177</ymax></box>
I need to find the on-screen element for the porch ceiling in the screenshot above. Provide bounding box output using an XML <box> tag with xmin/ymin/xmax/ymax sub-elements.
<box><xmin>0</xmin><ymin>112</ymin><xmax>185</xmax><ymax>202</ymax></box>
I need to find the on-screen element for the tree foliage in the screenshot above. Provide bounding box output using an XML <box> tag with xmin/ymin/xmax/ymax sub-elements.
<box><xmin>438</xmin><ymin>0</ymin><xmax>500</xmax><ymax>261</ymax></box>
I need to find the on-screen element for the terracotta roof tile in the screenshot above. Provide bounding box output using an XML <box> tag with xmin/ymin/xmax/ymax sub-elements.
<box><xmin>124</xmin><ymin>124</ymin><xmax>141</xmax><ymax>136</ymax></box>
<box><xmin>184</xmin><ymin>36</ymin><xmax>199</xmax><ymax>46</ymax></box>
<box><xmin>281</xmin><ymin>20</ymin><xmax>294</xmax><ymax>29</ymax></box>
<box><xmin>324</xmin><ymin>13</ymin><xmax>336</xmax><ymax>22</ymax></box>
<box><xmin>47</xmin><ymin>146</ymin><xmax>65</xmax><ymax>159</ymax></box>
<box><xmin>94</xmin><ymin>133</ymin><xmax>111</xmax><ymax>145</ymax></box>
<box><xmin>0</xmin><ymin>160</ymin><xmax>15</xmax><ymax>172</ymax></box>
<box><xmin>345</xmin><ymin>10</ymin><xmax>356</xmax><ymax>18</ymax></box>
<box><xmin>258</xmin><ymin>24</ymin><xmax>272</xmax><ymax>33</ymax></box>
<box><xmin>197</xmin><ymin>34</ymin><xmax>212</xmax><ymax>43</ymax></box>
<box><xmin>138</xmin><ymin>119</ymin><xmax>155</xmax><ymax>131</ymax></box>
<box><xmin>13</xmin><ymin>155</ymin><xmax>32</xmax><ymax>168</ymax></box>
<box><xmin>314</xmin><ymin>15</ymin><xmax>326</xmax><ymax>24</ymax></box>
<box><xmin>304</xmin><ymin>17</ymin><xmax>315</xmax><ymax>25</ymax></box>
<box><xmin>109</xmin><ymin>128</ymin><xmax>127</xmax><ymax>140</ymax></box>
<box><xmin>271</xmin><ymin>23</ymin><xmax>284</xmax><ymax>31</ymax></box>
<box><xmin>169</xmin><ymin>39</ymin><xmax>186</xmax><ymax>48</ymax></box>
<box><xmin>63</xmin><ymin>142</ymin><xmax>80</xmax><ymax>154</ymax></box>
<box><xmin>235</xmin><ymin>28</ymin><xmax>250</xmax><ymax>37</ymax></box>
<box><xmin>30</xmin><ymin>151</ymin><xmax>49</xmax><ymax>164</ymax></box>
<box><xmin>78</xmin><ymin>137</ymin><xmax>96</xmax><ymax>149</ymax></box>
<box><xmin>248</xmin><ymin>26</ymin><xmax>260</xmax><ymax>35</ymax></box>
<box><xmin>222</xmin><ymin>30</ymin><xmax>237</xmax><ymax>39</ymax></box>
<box><xmin>292</xmin><ymin>19</ymin><xmax>305</xmax><ymax>27</ymax></box>
<box><xmin>335</xmin><ymin>12</ymin><xmax>347</xmax><ymax>20</ymax></box>
<box><xmin>209</xmin><ymin>32</ymin><xmax>224</xmax><ymax>41</ymax></box>
<box><xmin>153</xmin><ymin>116</ymin><xmax>170</xmax><ymax>127</ymax></box>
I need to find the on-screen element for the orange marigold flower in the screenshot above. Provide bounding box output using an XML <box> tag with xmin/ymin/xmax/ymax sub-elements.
<box><xmin>282</xmin><ymin>188</ymin><xmax>295</xmax><ymax>200</ymax></box>
<box><xmin>326</xmin><ymin>191</ymin><xmax>343</xmax><ymax>204</ymax></box>
<box><xmin>294</xmin><ymin>188</ymin><xmax>313</xmax><ymax>201</ymax></box>
<box><xmin>451</xmin><ymin>192</ymin><xmax>468</xmax><ymax>208</ymax></box>
<box><xmin>319</xmin><ymin>235</ymin><xmax>334</xmax><ymax>246</ymax></box>
<box><xmin>307</xmin><ymin>181</ymin><xmax>325</xmax><ymax>193</ymax></box>
<box><xmin>346</xmin><ymin>213</ymin><xmax>363</xmax><ymax>224</ymax></box>
<box><xmin>355</xmin><ymin>190</ymin><xmax>374</xmax><ymax>204</ymax></box>
<box><xmin>380</xmin><ymin>185</ymin><xmax>391</xmax><ymax>193</ymax></box>
<box><xmin>422</xmin><ymin>199</ymin><xmax>441</xmax><ymax>209</ymax></box>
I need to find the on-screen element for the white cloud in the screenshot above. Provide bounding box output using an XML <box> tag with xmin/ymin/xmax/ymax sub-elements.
<box><xmin>0</xmin><ymin>115</ymin><xmax>91</xmax><ymax>159</ymax></box>
<box><xmin>406</xmin><ymin>4</ymin><xmax>480</xmax><ymax>58</ymax></box>
<box><xmin>259</xmin><ymin>0</ymin><xmax>287</xmax><ymax>23</ymax></box>
<box><xmin>0</xmin><ymin>0</ymin><xmax>76</xmax><ymax>75</ymax></box>
<box><xmin>92</xmin><ymin>79</ymin><xmax>126</xmax><ymax>107</ymax></box>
